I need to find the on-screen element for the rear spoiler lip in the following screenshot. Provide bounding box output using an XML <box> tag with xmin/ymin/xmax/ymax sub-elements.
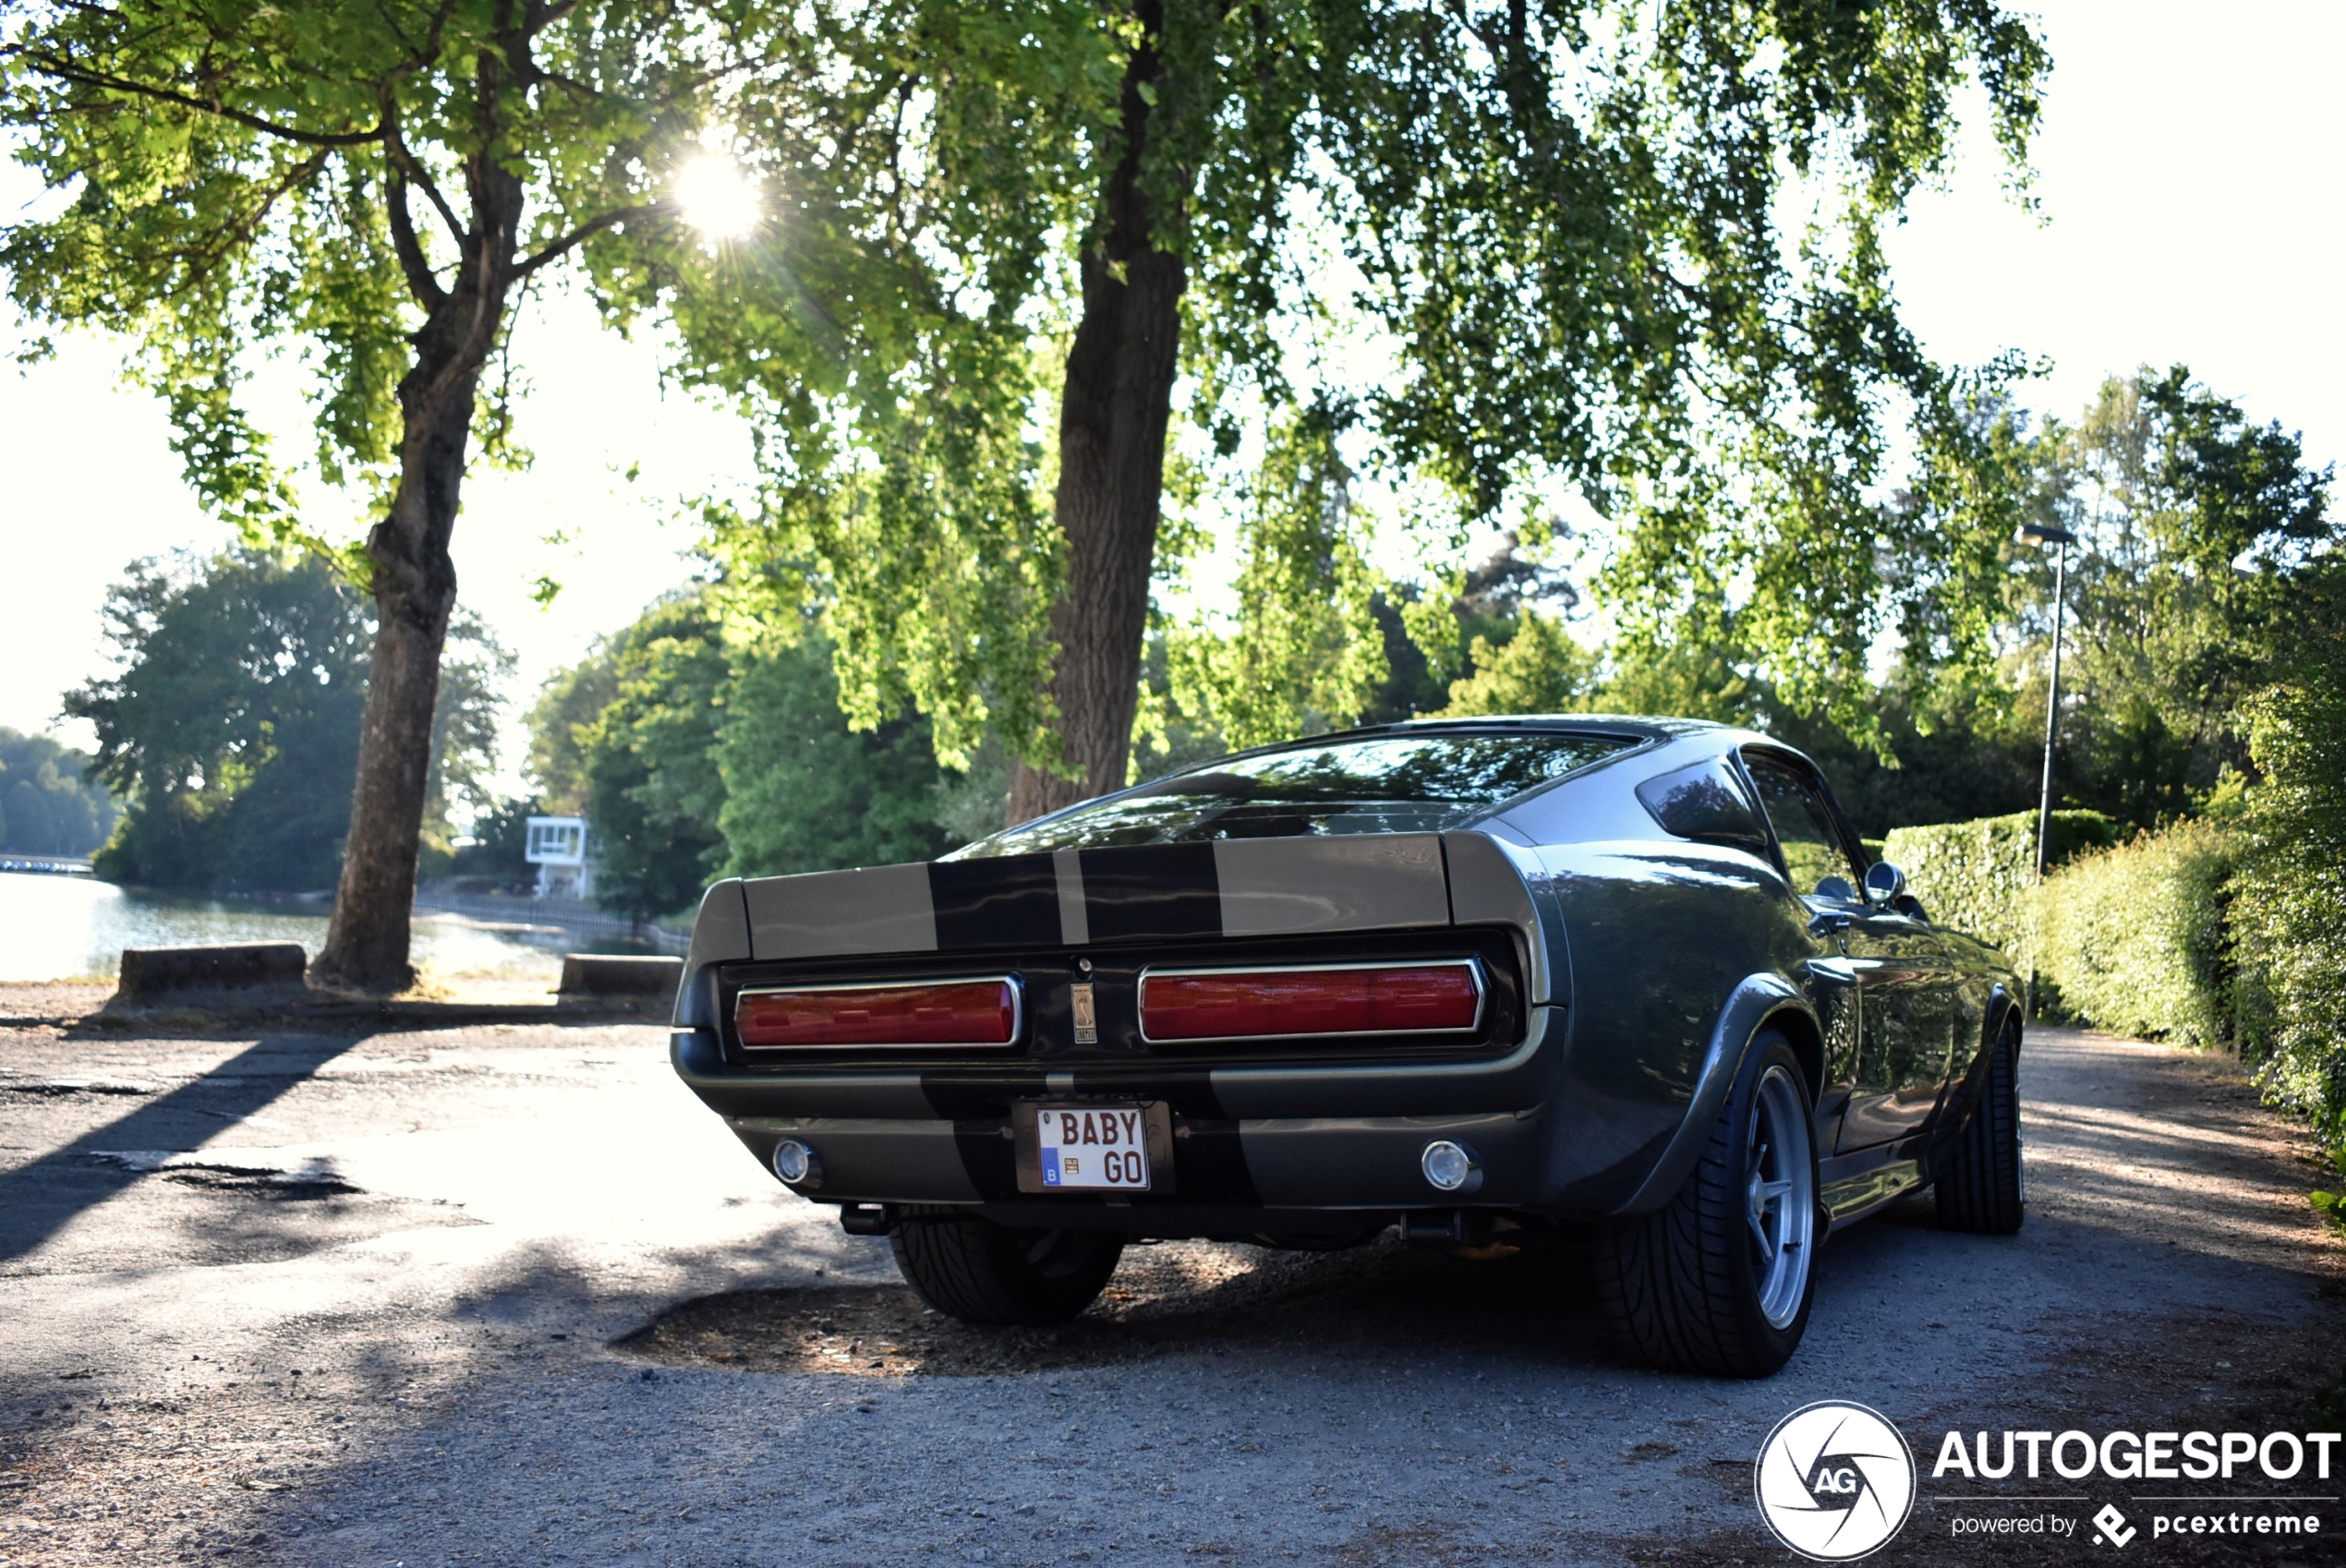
<box><xmin>669</xmin><ymin>828</ymin><xmax>1565</xmax><ymax>1029</ymax></box>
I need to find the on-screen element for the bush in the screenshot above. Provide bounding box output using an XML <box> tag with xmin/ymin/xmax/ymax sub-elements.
<box><xmin>1881</xmin><ymin>809</ymin><xmax>2119</xmax><ymax>960</ymax></box>
<box><xmin>2035</xmin><ymin>820</ymin><xmax>2243</xmax><ymax>1048</ymax></box>
<box><xmin>450</xmin><ymin>797</ymin><xmax>538</xmax><ymax>890</ymax></box>
<box><xmin>2231</xmin><ymin>624</ymin><xmax>2346</xmax><ymax>1157</ymax></box>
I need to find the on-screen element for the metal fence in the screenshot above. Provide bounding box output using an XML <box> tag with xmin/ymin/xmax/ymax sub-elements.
<box><xmin>411</xmin><ymin>888</ymin><xmax>691</xmax><ymax>955</ymax></box>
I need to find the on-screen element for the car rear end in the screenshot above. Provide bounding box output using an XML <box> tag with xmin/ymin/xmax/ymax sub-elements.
<box><xmin>668</xmin><ymin>826</ymin><xmax>1570</xmax><ymax>1244</ymax></box>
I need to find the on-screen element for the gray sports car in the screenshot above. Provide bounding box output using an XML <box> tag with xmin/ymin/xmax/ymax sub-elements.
<box><xmin>669</xmin><ymin>717</ymin><xmax>2024</xmax><ymax>1377</ymax></box>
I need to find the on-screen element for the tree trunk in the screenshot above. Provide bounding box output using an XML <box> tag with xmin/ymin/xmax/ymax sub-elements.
<box><xmin>1007</xmin><ymin>1</ymin><xmax>1187</xmax><ymax>826</ymax></box>
<box><xmin>311</xmin><ymin>168</ymin><xmax>521</xmax><ymax>995</ymax></box>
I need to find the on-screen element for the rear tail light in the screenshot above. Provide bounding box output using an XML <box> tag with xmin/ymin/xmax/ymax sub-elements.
<box><xmin>734</xmin><ymin>977</ymin><xmax>1022</xmax><ymax>1049</ymax></box>
<box><xmin>1139</xmin><ymin>961</ymin><xmax>1483</xmax><ymax>1043</ymax></box>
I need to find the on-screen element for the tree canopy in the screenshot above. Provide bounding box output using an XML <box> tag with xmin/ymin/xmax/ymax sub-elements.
<box><xmin>2</xmin><ymin>0</ymin><xmax>1102</xmax><ymax>984</ymax></box>
<box><xmin>6</xmin><ymin>0</ymin><xmax>2053</xmax><ymax>964</ymax></box>
<box><xmin>65</xmin><ymin>549</ymin><xmax>502</xmax><ymax>892</ymax></box>
<box><xmin>693</xmin><ymin>0</ymin><xmax>2051</xmax><ymax>811</ymax></box>
<box><xmin>1430</xmin><ymin>366</ymin><xmax>2339</xmax><ymax>838</ymax></box>
<box><xmin>516</xmin><ymin>591</ymin><xmax>958</xmax><ymax>921</ymax></box>
<box><xmin>0</xmin><ymin>730</ymin><xmax>118</xmax><ymax>859</ymax></box>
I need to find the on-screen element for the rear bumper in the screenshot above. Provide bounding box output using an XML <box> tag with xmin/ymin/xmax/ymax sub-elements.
<box><xmin>721</xmin><ymin>1108</ymin><xmax>1544</xmax><ymax>1211</ymax></box>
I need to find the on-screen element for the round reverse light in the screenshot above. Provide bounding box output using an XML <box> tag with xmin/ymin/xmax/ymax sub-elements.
<box><xmin>772</xmin><ymin>1139</ymin><xmax>819</xmax><ymax>1187</ymax></box>
<box><xmin>1421</xmin><ymin>1140</ymin><xmax>1477</xmax><ymax>1193</ymax></box>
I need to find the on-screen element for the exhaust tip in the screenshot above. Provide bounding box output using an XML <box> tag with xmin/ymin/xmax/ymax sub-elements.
<box><xmin>772</xmin><ymin>1139</ymin><xmax>821</xmax><ymax>1188</ymax></box>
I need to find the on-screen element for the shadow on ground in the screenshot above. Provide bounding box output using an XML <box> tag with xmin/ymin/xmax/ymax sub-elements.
<box><xmin>0</xmin><ymin>1033</ymin><xmax>375</xmax><ymax>1266</ymax></box>
<box><xmin>614</xmin><ymin>1234</ymin><xmax>1614</xmax><ymax>1378</ymax></box>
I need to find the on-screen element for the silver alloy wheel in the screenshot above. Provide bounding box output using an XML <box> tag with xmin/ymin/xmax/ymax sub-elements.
<box><xmin>1745</xmin><ymin>1063</ymin><xmax>1817</xmax><ymax>1330</ymax></box>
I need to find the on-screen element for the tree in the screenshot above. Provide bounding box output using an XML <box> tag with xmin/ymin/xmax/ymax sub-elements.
<box><xmin>525</xmin><ymin>648</ymin><xmax>621</xmax><ymax>820</ymax></box>
<box><xmin>65</xmin><ymin>549</ymin><xmax>500</xmax><ymax>893</ymax></box>
<box><xmin>1159</xmin><ymin>404</ymin><xmax>1387</xmax><ymax>752</ymax></box>
<box><xmin>718</xmin><ymin>634</ymin><xmax>953</xmax><ymax>877</ymax></box>
<box><xmin>2038</xmin><ymin>368</ymin><xmax>2334</xmax><ymax>810</ymax></box>
<box><xmin>1438</xmin><ymin>610</ymin><xmax>1598</xmax><ymax>718</ymax></box>
<box><xmin>3</xmin><ymin>0</ymin><xmax>1089</xmax><ymax>986</ymax></box>
<box><xmin>581</xmin><ymin>594</ymin><xmax>732</xmax><ymax>923</ymax></box>
<box><xmin>449</xmin><ymin>794</ymin><xmax>538</xmax><ymax>890</ymax></box>
<box><xmin>533</xmin><ymin>592</ymin><xmax>956</xmax><ymax>920</ymax></box>
<box><xmin>0</xmin><ymin>730</ymin><xmax>118</xmax><ymax>858</ymax></box>
<box><xmin>1859</xmin><ymin>367</ymin><xmax>2338</xmax><ymax>831</ymax></box>
<box><xmin>699</xmin><ymin>0</ymin><xmax>2048</xmax><ymax>821</ymax></box>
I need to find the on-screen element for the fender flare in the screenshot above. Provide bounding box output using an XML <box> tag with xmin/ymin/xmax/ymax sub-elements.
<box><xmin>1987</xmin><ymin>983</ymin><xmax>2023</xmax><ymax>1052</ymax></box>
<box><xmin>1614</xmin><ymin>971</ymin><xmax>1817</xmax><ymax>1215</ymax></box>
<box><xmin>1929</xmin><ymin>982</ymin><xmax>2023</xmax><ymax>1162</ymax></box>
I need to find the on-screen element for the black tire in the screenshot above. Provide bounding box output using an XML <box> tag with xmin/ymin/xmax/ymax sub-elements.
<box><xmin>1936</xmin><ymin>1021</ymin><xmax>2025</xmax><ymax>1235</ymax></box>
<box><xmin>890</xmin><ymin>1217</ymin><xmax>1124</xmax><ymax>1326</ymax></box>
<box><xmin>1593</xmin><ymin>1033</ymin><xmax>1819</xmax><ymax>1379</ymax></box>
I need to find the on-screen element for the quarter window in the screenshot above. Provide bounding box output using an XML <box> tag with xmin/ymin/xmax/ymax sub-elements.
<box><xmin>1742</xmin><ymin>754</ymin><xmax>1860</xmax><ymax>897</ymax></box>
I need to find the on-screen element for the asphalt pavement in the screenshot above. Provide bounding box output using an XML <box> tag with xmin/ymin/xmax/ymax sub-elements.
<box><xmin>1</xmin><ymin>985</ymin><xmax>2339</xmax><ymax>1566</ymax></box>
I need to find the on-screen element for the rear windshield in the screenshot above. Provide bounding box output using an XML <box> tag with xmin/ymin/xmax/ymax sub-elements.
<box><xmin>950</xmin><ymin>730</ymin><xmax>1639</xmax><ymax>857</ymax></box>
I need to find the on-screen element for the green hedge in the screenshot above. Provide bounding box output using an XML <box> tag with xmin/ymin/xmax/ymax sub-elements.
<box><xmin>2035</xmin><ymin>820</ymin><xmax>2243</xmax><ymax>1048</ymax></box>
<box><xmin>2230</xmin><ymin>657</ymin><xmax>2346</xmax><ymax>1158</ymax></box>
<box><xmin>1880</xmin><ymin>809</ymin><xmax>2119</xmax><ymax>960</ymax></box>
<box><xmin>1874</xmin><ymin>642</ymin><xmax>2346</xmax><ymax>1166</ymax></box>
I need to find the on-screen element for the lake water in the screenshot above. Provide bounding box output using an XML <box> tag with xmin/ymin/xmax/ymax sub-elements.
<box><xmin>0</xmin><ymin>871</ymin><xmax>584</xmax><ymax>983</ymax></box>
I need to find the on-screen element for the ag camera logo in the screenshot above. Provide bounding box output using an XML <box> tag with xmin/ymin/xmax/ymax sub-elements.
<box><xmin>1755</xmin><ymin>1401</ymin><xmax>1917</xmax><ymax>1560</ymax></box>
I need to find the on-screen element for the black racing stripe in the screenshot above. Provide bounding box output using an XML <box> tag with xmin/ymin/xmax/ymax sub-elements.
<box><xmin>1053</xmin><ymin>1068</ymin><xmax>1252</xmax><ymax>1204</ymax></box>
<box><xmin>951</xmin><ymin>1118</ymin><xmax>1021</xmax><ymax>1198</ymax></box>
<box><xmin>919</xmin><ymin>1069</ymin><xmax>1049</xmax><ymax>1121</ymax></box>
<box><xmin>928</xmin><ymin>855</ymin><xmax>1062</xmax><ymax>950</ymax></box>
<box><xmin>1166</xmin><ymin>1120</ymin><xmax>1259</xmax><ymax>1205</ymax></box>
<box><xmin>1078</xmin><ymin>842</ymin><xmax>1222</xmax><ymax>942</ymax></box>
<box><xmin>1066</xmin><ymin>1067</ymin><xmax>1224</xmax><ymax>1119</ymax></box>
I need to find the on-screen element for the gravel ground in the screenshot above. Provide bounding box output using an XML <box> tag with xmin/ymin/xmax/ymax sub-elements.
<box><xmin>2</xmin><ymin>983</ymin><xmax>2340</xmax><ymax>1566</ymax></box>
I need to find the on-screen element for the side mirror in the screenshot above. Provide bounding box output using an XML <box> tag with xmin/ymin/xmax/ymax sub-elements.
<box><xmin>1813</xmin><ymin>874</ymin><xmax>1856</xmax><ymax>902</ymax></box>
<box><xmin>1863</xmin><ymin>861</ymin><xmax>1906</xmax><ymax>906</ymax></box>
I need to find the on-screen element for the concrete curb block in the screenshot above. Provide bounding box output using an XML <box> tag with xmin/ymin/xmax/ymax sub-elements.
<box><xmin>91</xmin><ymin>943</ymin><xmax>678</xmax><ymax>1030</ymax></box>
<box><xmin>115</xmin><ymin>942</ymin><xmax>309</xmax><ymax>1006</ymax></box>
<box><xmin>557</xmin><ymin>954</ymin><xmax>683</xmax><ymax>1016</ymax></box>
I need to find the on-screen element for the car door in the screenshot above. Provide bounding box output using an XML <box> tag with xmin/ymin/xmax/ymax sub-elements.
<box><xmin>1740</xmin><ymin>751</ymin><xmax>1956</xmax><ymax>1152</ymax></box>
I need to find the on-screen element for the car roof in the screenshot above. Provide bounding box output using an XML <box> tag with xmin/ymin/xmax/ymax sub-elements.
<box><xmin>1151</xmin><ymin>713</ymin><xmax>1721</xmax><ymax>777</ymax></box>
<box><xmin>961</xmin><ymin>714</ymin><xmax>1806</xmax><ymax>856</ymax></box>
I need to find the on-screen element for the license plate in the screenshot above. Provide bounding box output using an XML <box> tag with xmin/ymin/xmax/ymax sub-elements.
<box><xmin>1013</xmin><ymin>1102</ymin><xmax>1175</xmax><ymax>1194</ymax></box>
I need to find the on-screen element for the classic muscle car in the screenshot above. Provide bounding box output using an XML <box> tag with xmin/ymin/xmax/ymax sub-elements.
<box><xmin>668</xmin><ymin>717</ymin><xmax>2024</xmax><ymax>1377</ymax></box>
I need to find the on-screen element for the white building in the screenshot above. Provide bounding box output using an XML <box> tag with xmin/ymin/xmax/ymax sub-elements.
<box><xmin>525</xmin><ymin>815</ymin><xmax>594</xmax><ymax>900</ymax></box>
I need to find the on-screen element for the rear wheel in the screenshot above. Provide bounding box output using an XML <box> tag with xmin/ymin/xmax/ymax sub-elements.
<box><xmin>890</xmin><ymin>1217</ymin><xmax>1124</xmax><ymax>1325</ymax></box>
<box><xmin>1593</xmin><ymin>1033</ymin><xmax>1819</xmax><ymax>1378</ymax></box>
<box><xmin>1936</xmin><ymin>1021</ymin><xmax>2024</xmax><ymax>1235</ymax></box>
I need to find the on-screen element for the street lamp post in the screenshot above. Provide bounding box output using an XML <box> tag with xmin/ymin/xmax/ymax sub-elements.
<box><xmin>2016</xmin><ymin>520</ymin><xmax>2077</xmax><ymax>1020</ymax></box>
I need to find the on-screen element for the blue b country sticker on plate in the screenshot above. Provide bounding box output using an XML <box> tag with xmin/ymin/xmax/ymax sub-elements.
<box><xmin>1041</xmin><ymin>1147</ymin><xmax>1063</xmax><ymax>1187</ymax></box>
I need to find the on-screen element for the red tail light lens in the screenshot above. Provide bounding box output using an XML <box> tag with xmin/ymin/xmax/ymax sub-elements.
<box><xmin>735</xmin><ymin>978</ymin><xmax>1021</xmax><ymax>1049</ymax></box>
<box><xmin>1140</xmin><ymin>962</ymin><xmax>1482</xmax><ymax>1043</ymax></box>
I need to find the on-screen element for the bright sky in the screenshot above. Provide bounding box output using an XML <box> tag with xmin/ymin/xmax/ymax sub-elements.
<box><xmin>4</xmin><ymin>1</ymin><xmax>2340</xmax><ymax>790</ymax></box>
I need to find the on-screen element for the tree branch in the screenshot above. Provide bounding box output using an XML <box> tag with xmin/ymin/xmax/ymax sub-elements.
<box><xmin>511</xmin><ymin>200</ymin><xmax>673</xmax><ymax>279</ymax></box>
<box><xmin>377</xmin><ymin>86</ymin><xmax>467</xmax><ymax>247</ymax></box>
<box><xmin>9</xmin><ymin>49</ymin><xmax>383</xmax><ymax>147</ymax></box>
<box><xmin>525</xmin><ymin>0</ymin><xmax>581</xmax><ymax>36</ymax></box>
<box><xmin>387</xmin><ymin>171</ymin><xmax>450</xmax><ymax>309</ymax></box>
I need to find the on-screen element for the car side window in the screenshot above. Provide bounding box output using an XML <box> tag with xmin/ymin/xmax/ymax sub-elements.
<box><xmin>1742</xmin><ymin>754</ymin><xmax>1862</xmax><ymax>898</ymax></box>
